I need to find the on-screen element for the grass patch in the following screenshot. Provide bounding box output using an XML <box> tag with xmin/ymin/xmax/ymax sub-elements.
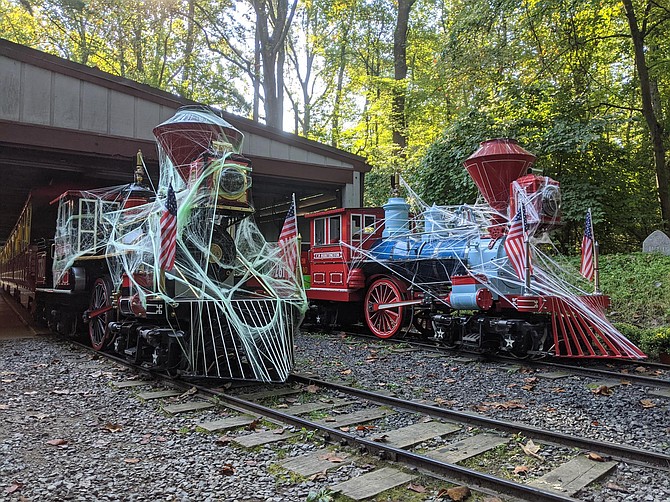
<box><xmin>594</xmin><ymin>252</ymin><xmax>670</xmax><ymax>328</ymax></box>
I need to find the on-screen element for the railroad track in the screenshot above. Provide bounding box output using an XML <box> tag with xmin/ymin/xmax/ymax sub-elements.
<box><xmin>319</xmin><ymin>328</ymin><xmax>670</xmax><ymax>390</ymax></box>
<box><xmin>60</xmin><ymin>337</ymin><xmax>668</xmax><ymax>502</ymax></box>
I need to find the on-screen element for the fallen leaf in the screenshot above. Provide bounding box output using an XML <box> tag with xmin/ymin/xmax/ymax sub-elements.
<box><xmin>474</xmin><ymin>405</ymin><xmax>490</xmax><ymax>412</ymax></box>
<box><xmin>553</xmin><ymin>387</ymin><xmax>566</xmax><ymax>393</ymax></box>
<box><xmin>514</xmin><ymin>465</ymin><xmax>529</xmax><ymax>475</ymax></box>
<box><xmin>355</xmin><ymin>425</ymin><xmax>376</xmax><ymax>431</ymax></box>
<box><xmin>619</xmin><ymin>380</ymin><xmax>631</xmax><ymax>386</ymax></box>
<box><xmin>639</xmin><ymin>399</ymin><xmax>656</xmax><ymax>408</ymax></box>
<box><xmin>215</xmin><ymin>436</ymin><xmax>233</xmax><ymax>446</ymax></box>
<box><xmin>339</xmin><ymin>426</ymin><xmax>350</xmax><ymax>432</ymax></box>
<box><xmin>372</xmin><ymin>434</ymin><xmax>388</xmax><ymax>442</ymax></box>
<box><xmin>275</xmin><ymin>404</ymin><xmax>289</xmax><ymax>409</ymax></box>
<box><xmin>586</xmin><ymin>452</ymin><xmax>605</xmax><ymax>462</ymax></box>
<box><xmin>340</xmin><ymin>369</ymin><xmax>352</xmax><ymax>375</ymax></box>
<box><xmin>220</xmin><ymin>464</ymin><xmax>235</xmax><ymax>475</ymax></box>
<box><xmin>246</xmin><ymin>419</ymin><xmax>260</xmax><ymax>431</ymax></box>
<box><xmin>524</xmin><ymin>377</ymin><xmax>538</xmax><ymax>384</ymax></box>
<box><xmin>103</xmin><ymin>423</ymin><xmax>123</xmax><ymax>433</ymax></box>
<box><xmin>520</xmin><ymin>439</ymin><xmax>542</xmax><ymax>460</ymax></box>
<box><xmin>591</xmin><ymin>420</ymin><xmax>599</xmax><ymax>427</ymax></box>
<box><xmin>5</xmin><ymin>482</ymin><xmax>23</xmax><ymax>494</ymax></box>
<box><xmin>443</xmin><ymin>378</ymin><xmax>457</xmax><ymax>384</ymax></box>
<box><xmin>446</xmin><ymin>485</ymin><xmax>471</xmax><ymax>501</ymax></box>
<box><xmin>124</xmin><ymin>458</ymin><xmax>140</xmax><ymax>464</ymax></box>
<box><xmin>365</xmin><ymin>357</ymin><xmax>377</xmax><ymax>363</ymax></box>
<box><xmin>272</xmin><ymin>428</ymin><xmax>286</xmax><ymax>435</ymax></box>
<box><xmin>521</xmin><ymin>385</ymin><xmax>535</xmax><ymax>391</ymax></box>
<box><xmin>635</xmin><ymin>366</ymin><xmax>647</xmax><ymax>373</ymax></box>
<box><xmin>319</xmin><ymin>452</ymin><xmax>346</xmax><ymax>463</ymax></box>
<box><xmin>407</xmin><ymin>483</ymin><xmax>426</xmax><ymax>493</ymax></box>
<box><xmin>592</xmin><ymin>385</ymin><xmax>613</xmax><ymax>396</ymax></box>
<box><xmin>46</xmin><ymin>439</ymin><xmax>68</xmax><ymax>446</ymax></box>
<box><xmin>179</xmin><ymin>386</ymin><xmax>197</xmax><ymax>399</ymax></box>
<box><xmin>305</xmin><ymin>384</ymin><xmax>319</xmax><ymax>393</ymax></box>
<box><xmin>308</xmin><ymin>470</ymin><xmax>327</xmax><ymax>481</ymax></box>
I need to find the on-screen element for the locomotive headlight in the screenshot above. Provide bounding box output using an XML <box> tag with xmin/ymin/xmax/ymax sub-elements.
<box><xmin>219</xmin><ymin>167</ymin><xmax>248</xmax><ymax>199</ymax></box>
<box><xmin>541</xmin><ymin>184</ymin><xmax>561</xmax><ymax>219</ymax></box>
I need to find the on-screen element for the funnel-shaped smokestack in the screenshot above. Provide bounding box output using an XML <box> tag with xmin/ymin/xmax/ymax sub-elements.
<box><xmin>464</xmin><ymin>139</ymin><xmax>536</xmax><ymax>214</ymax></box>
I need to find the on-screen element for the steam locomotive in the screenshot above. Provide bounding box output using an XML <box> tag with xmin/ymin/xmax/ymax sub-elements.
<box><xmin>303</xmin><ymin>139</ymin><xmax>645</xmax><ymax>360</ymax></box>
<box><xmin>0</xmin><ymin>106</ymin><xmax>306</xmax><ymax>382</ymax></box>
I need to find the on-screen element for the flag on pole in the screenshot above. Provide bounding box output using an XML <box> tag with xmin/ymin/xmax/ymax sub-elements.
<box><xmin>504</xmin><ymin>203</ymin><xmax>528</xmax><ymax>281</ymax></box>
<box><xmin>277</xmin><ymin>195</ymin><xmax>299</xmax><ymax>279</ymax></box>
<box><xmin>160</xmin><ymin>184</ymin><xmax>178</xmax><ymax>272</ymax></box>
<box><xmin>580</xmin><ymin>209</ymin><xmax>594</xmax><ymax>281</ymax></box>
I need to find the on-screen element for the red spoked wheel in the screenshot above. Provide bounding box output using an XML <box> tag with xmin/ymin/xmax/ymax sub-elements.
<box><xmin>364</xmin><ymin>277</ymin><xmax>407</xmax><ymax>339</ymax></box>
<box><xmin>89</xmin><ymin>276</ymin><xmax>114</xmax><ymax>351</ymax></box>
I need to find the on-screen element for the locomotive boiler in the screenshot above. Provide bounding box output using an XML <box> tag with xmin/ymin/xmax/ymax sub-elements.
<box><xmin>0</xmin><ymin>106</ymin><xmax>307</xmax><ymax>382</ymax></box>
<box><xmin>304</xmin><ymin>139</ymin><xmax>645</xmax><ymax>360</ymax></box>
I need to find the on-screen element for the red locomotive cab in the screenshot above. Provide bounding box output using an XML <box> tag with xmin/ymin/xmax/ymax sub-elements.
<box><xmin>305</xmin><ymin>207</ymin><xmax>384</xmax><ymax>302</ymax></box>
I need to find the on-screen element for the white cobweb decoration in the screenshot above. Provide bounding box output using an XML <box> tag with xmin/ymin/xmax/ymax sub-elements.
<box><xmin>52</xmin><ymin>106</ymin><xmax>307</xmax><ymax>382</ymax></box>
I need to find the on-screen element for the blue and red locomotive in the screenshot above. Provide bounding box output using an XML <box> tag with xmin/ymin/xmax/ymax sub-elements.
<box><xmin>303</xmin><ymin>139</ymin><xmax>645</xmax><ymax>360</ymax></box>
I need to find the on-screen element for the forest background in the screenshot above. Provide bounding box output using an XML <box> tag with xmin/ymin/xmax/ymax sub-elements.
<box><xmin>1</xmin><ymin>0</ymin><xmax>669</xmax><ymax>255</ymax></box>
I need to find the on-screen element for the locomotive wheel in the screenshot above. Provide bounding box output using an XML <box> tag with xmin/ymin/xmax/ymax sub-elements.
<box><xmin>412</xmin><ymin>309</ymin><xmax>434</xmax><ymax>337</ymax></box>
<box><xmin>89</xmin><ymin>276</ymin><xmax>114</xmax><ymax>351</ymax></box>
<box><xmin>364</xmin><ymin>277</ymin><xmax>407</xmax><ymax>339</ymax></box>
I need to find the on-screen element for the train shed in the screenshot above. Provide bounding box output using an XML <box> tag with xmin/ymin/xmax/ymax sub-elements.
<box><xmin>0</xmin><ymin>38</ymin><xmax>371</xmax><ymax>244</ymax></box>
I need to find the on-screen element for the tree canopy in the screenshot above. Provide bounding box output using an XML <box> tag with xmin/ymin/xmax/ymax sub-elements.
<box><xmin>1</xmin><ymin>0</ymin><xmax>669</xmax><ymax>251</ymax></box>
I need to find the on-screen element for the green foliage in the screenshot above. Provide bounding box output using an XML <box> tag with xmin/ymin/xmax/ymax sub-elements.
<box><xmin>641</xmin><ymin>327</ymin><xmax>670</xmax><ymax>357</ymax></box>
<box><xmin>306</xmin><ymin>488</ymin><xmax>334</xmax><ymax>502</ymax></box>
<box><xmin>598</xmin><ymin>252</ymin><xmax>670</xmax><ymax>328</ymax></box>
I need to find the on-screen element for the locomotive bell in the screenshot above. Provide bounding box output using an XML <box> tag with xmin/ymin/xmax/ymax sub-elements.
<box><xmin>463</xmin><ymin>139</ymin><xmax>536</xmax><ymax>238</ymax></box>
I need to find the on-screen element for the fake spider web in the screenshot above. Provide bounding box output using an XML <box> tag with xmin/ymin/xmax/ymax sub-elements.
<box><xmin>327</xmin><ymin>175</ymin><xmax>644</xmax><ymax>359</ymax></box>
<box><xmin>52</xmin><ymin>106</ymin><xmax>307</xmax><ymax>382</ymax></box>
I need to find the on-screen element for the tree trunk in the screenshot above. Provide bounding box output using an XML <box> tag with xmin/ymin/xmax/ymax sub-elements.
<box><xmin>251</xmin><ymin>0</ymin><xmax>297</xmax><ymax>129</ymax></box>
<box><xmin>392</xmin><ymin>0</ymin><xmax>415</xmax><ymax>158</ymax></box>
<box><xmin>622</xmin><ymin>0</ymin><xmax>670</xmax><ymax>230</ymax></box>
<box><xmin>181</xmin><ymin>0</ymin><xmax>196</xmax><ymax>96</ymax></box>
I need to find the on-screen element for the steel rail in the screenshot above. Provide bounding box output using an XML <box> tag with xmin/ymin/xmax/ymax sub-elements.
<box><xmin>322</xmin><ymin>329</ymin><xmax>670</xmax><ymax>389</ymax></box>
<box><xmin>63</xmin><ymin>339</ymin><xmax>578</xmax><ymax>501</ymax></box>
<box><xmin>188</xmin><ymin>381</ymin><xmax>576</xmax><ymax>502</ymax></box>
<box><xmin>290</xmin><ymin>374</ymin><xmax>670</xmax><ymax>470</ymax></box>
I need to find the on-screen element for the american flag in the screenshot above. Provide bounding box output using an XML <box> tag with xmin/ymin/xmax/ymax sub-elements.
<box><xmin>580</xmin><ymin>209</ymin><xmax>594</xmax><ymax>281</ymax></box>
<box><xmin>277</xmin><ymin>196</ymin><xmax>299</xmax><ymax>279</ymax></box>
<box><xmin>160</xmin><ymin>184</ymin><xmax>177</xmax><ymax>272</ymax></box>
<box><xmin>504</xmin><ymin>204</ymin><xmax>529</xmax><ymax>281</ymax></box>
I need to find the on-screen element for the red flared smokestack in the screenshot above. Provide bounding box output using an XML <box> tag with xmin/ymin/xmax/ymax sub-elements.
<box><xmin>463</xmin><ymin>139</ymin><xmax>536</xmax><ymax>237</ymax></box>
<box><xmin>464</xmin><ymin>139</ymin><xmax>536</xmax><ymax>213</ymax></box>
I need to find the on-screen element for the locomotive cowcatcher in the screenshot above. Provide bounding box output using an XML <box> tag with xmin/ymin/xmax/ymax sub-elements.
<box><xmin>303</xmin><ymin>139</ymin><xmax>645</xmax><ymax>360</ymax></box>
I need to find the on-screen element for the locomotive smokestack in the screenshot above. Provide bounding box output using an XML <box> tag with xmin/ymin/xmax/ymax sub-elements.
<box><xmin>463</xmin><ymin>139</ymin><xmax>536</xmax><ymax>238</ymax></box>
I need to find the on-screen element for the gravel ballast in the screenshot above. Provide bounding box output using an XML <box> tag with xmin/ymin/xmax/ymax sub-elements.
<box><xmin>292</xmin><ymin>330</ymin><xmax>670</xmax><ymax>501</ymax></box>
<box><xmin>2</xmin><ymin>327</ymin><xmax>670</xmax><ymax>501</ymax></box>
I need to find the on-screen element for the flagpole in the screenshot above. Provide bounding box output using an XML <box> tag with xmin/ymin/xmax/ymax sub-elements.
<box><xmin>587</xmin><ymin>208</ymin><xmax>600</xmax><ymax>294</ymax></box>
<box><xmin>521</xmin><ymin>201</ymin><xmax>531</xmax><ymax>295</ymax></box>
